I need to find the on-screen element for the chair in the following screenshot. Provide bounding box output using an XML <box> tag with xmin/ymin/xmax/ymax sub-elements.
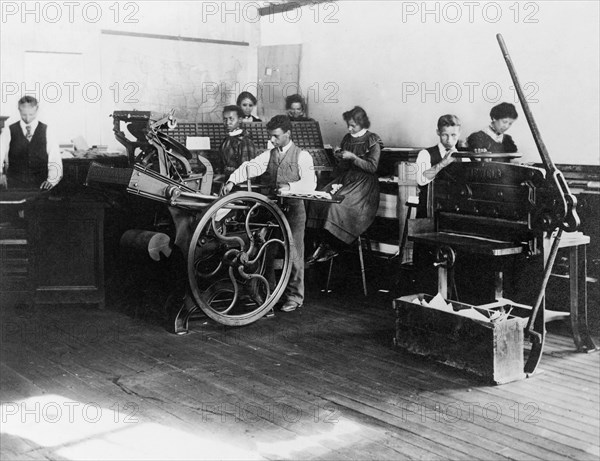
<box><xmin>395</xmin><ymin>196</ymin><xmax>439</xmax><ymax>296</ymax></box>
<box><xmin>323</xmin><ymin>233</ymin><xmax>371</xmax><ymax>296</ymax></box>
<box><xmin>398</xmin><ymin>196</ymin><xmax>419</xmax><ymax>264</ymax></box>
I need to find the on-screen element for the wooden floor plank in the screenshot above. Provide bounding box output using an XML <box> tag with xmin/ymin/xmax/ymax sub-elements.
<box><xmin>136</xmin><ymin>339</ymin><xmax>466</xmax><ymax>461</ymax></box>
<box><xmin>217</xmin><ymin>298</ymin><xmax>600</xmax><ymax>452</ymax></box>
<box><xmin>15</xmin><ymin>336</ymin><xmax>300</xmax><ymax>450</ymax></box>
<box><xmin>294</xmin><ymin>310</ymin><xmax>597</xmax><ymax>450</ymax></box>
<box><xmin>207</xmin><ymin>316</ymin><xmax>596</xmax><ymax>460</ymax></box>
<box><xmin>15</xmin><ymin>322</ymin><xmax>365</xmax><ymax>460</ymax></box>
<box><xmin>255</xmin><ymin>300</ymin><xmax>586</xmax><ymax>422</ymax></box>
<box><xmin>298</xmin><ymin>298</ymin><xmax>600</xmax><ymax>420</ymax></box>
<box><xmin>1</xmin><ymin>291</ymin><xmax>598</xmax><ymax>461</ymax></box>
<box><xmin>322</xmin><ymin>327</ymin><xmax>600</xmax><ymax>430</ymax></box>
<box><xmin>49</xmin><ymin>316</ymin><xmax>445</xmax><ymax>461</ymax></box>
<box><xmin>3</xmin><ymin>329</ymin><xmax>283</xmax><ymax>459</ymax></box>
<box><xmin>16</xmin><ymin>308</ymin><xmax>490</xmax><ymax>460</ymax></box>
<box><xmin>178</xmin><ymin>320</ymin><xmax>556</xmax><ymax>460</ymax></box>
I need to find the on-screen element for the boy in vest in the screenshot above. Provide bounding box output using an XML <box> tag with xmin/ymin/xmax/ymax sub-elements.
<box><xmin>415</xmin><ymin>114</ymin><xmax>465</xmax><ymax>218</ymax></box>
<box><xmin>0</xmin><ymin>96</ymin><xmax>62</xmax><ymax>190</ymax></box>
<box><xmin>222</xmin><ymin>115</ymin><xmax>316</xmax><ymax>312</ymax></box>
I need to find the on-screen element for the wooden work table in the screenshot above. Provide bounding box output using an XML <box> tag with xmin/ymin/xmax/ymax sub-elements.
<box><xmin>1</xmin><ymin>179</ymin><xmax>111</xmax><ymax>309</ymax></box>
<box><xmin>27</xmin><ymin>193</ymin><xmax>106</xmax><ymax>308</ymax></box>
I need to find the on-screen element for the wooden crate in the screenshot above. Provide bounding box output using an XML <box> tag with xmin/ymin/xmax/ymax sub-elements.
<box><xmin>393</xmin><ymin>294</ymin><xmax>526</xmax><ymax>384</ymax></box>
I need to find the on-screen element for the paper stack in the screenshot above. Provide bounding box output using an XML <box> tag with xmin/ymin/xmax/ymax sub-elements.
<box><xmin>412</xmin><ymin>293</ymin><xmax>490</xmax><ymax>322</ymax></box>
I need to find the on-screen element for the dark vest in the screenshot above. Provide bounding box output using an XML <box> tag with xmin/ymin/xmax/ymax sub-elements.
<box><xmin>8</xmin><ymin>122</ymin><xmax>49</xmax><ymax>185</ymax></box>
<box><xmin>416</xmin><ymin>145</ymin><xmax>443</xmax><ymax>218</ymax></box>
<box><xmin>265</xmin><ymin>142</ymin><xmax>302</xmax><ymax>188</ymax></box>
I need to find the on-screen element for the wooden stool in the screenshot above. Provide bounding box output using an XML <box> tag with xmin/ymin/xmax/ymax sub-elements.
<box><xmin>324</xmin><ymin>234</ymin><xmax>370</xmax><ymax>296</ymax></box>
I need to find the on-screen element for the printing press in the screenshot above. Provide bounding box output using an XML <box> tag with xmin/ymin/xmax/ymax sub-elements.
<box><xmin>394</xmin><ymin>34</ymin><xmax>598</xmax><ymax>383</ymax></box>
<box><xmin>88</xmin><ymin>110</ymin><xmax>342</xmax><ymax>334</ymax></box>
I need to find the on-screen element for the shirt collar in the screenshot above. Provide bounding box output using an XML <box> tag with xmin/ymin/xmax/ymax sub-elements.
<box><xmin>351</xmin><ymin>128</ymin><xmax>367</xmax><ymax>138</ymax></box>
<box><xmin>228</xmin><ymin>128</ymin><xmax>243</xmax><ymax>137</ymax></box>
<box><xmin>485</xmin><ymin>125</ymin><xmax>503</xmax><ymax>142</ymax></box>
<box><xmin>278</xmin><ymin>141</ymin><xmax>294</xmax><ymax>154</ymax></box>
<box><xmin>20</xmin><ymin>119</ymin><xmax>38</xmax><ymax>131</ymax></box>
<box><xmin>438</xmin><ymin>143</ymin><xmax>456</xmax><ymax>156</ymax></box>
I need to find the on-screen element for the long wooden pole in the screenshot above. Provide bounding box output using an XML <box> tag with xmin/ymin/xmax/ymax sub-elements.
<box><xmin>496</xmin><ymin>33</ymin><xmax>579</xmax><ymax>232</ymax></box>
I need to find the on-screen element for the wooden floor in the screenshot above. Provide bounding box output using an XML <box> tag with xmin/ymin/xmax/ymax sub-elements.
<box><xmin>1</xmin><ymin>283</ymin><xmax>599</xmax><ymax>461</ymax></box>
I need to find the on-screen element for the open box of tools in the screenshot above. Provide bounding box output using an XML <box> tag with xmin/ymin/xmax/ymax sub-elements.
<box><xmin>393</xmin><ymin>294</ymin><xmax>527</xmax><ymax>384</ymax></box>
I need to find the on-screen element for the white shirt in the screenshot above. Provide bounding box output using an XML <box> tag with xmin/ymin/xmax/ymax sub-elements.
<box><xmin>0</xmin><ymin>119</ymin><xmax>63</xmax><ymax>185</ymax></box>
<box><xmin>228</xmin><ymin>141</ymin><xmax>316</xmax><ymax>194</ymax></box>
<box><xmin>415</xmin><ymin>143</ymin><xmax>458</xmax><ymax>186</ymax></box>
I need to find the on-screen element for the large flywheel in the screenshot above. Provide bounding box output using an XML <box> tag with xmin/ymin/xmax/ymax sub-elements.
<box><xmin>187</xmin><ymin>191</ymin><xmax>293</xmax><ymax>326</ymax></box>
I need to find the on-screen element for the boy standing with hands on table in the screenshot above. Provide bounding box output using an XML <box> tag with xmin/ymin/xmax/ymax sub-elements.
<box><xmin>221</xmin><ymin>115</ymin><xmax>316</xmax><ymax>312</ymax></box>
<box><xmin>0</xmin><ymin>96</ymin><xmax>62</xmax><ymax>190</ymax></box>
